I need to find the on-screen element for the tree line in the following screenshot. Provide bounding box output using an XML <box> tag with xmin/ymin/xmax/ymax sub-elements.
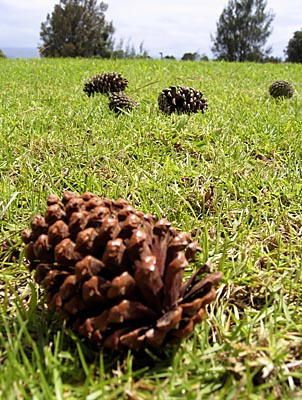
<box><xmin>211</xmin><ymin>0</ymin><xmax>302</xmax><ymax>63</ymax></box>
<box><xmin>1</xmin><ymin>0</ymin><xmax>301</xmax><ymax>62</ymax></box>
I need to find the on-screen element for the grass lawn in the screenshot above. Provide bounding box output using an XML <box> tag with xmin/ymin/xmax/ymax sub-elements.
<box><xmin>1</xmin><ymin>58</ymin><xmax>302</xmax><ymax>399</ymax></box>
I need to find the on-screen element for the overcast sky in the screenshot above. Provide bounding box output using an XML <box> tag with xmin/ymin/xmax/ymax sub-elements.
<box><xmin>0</xmin><ymin>0</ymin><xmax>301</xmax><ymax>59</ymax></box>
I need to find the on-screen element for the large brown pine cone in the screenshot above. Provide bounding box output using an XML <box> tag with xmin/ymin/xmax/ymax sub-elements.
<box><xmin>158</xmin><ymin>85</ymin><xmax>208</xmax><ymax>114</ymax></box>
<box><xmin>22</xmin><ymin>192</ymin><xmax>222</xmax><ymax>351</ymax></box>
<box><xmin>108</xmin><ymin>92</ymin><xmax>139</xmax><ymax>114</ymax></box>
<box><xmin>269</xmin><ymin>80</ymin><xmax>295</xmax><ymax>98</ymax></box>
<box><xmin>83</xmin><ymin>72</ymin><xmax>129</xmax><ymax>97</ymax></box>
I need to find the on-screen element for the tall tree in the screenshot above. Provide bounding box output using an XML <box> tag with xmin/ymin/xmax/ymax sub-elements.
<box><xmin>0</xmin><ymin>49</ymin><xmax>7</xmax><ymax>58</ymax></box>
<box><xmin>284</xmin><ymin>29</ymin><xmax>302</xmax><ymax>63</ymax></box>
<box><xmin>181</xmin><ymin>52</ymin><xmax>200</xmax><ymax>61</ymax></box>
<box><xmin>211</xmin><ymin>0</ymin><xmax>274</xmax><ymax>62</ymax></box>
<box><xmin>40</xmin><ymin>0</ymin><xmax>114</xmax><ymax>58</ymax></box>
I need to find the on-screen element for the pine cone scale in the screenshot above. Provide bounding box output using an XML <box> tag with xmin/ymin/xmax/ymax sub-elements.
<box><xmin>182</xmin><ymin>271</ymin><xmax>223</xmax><ymax>301</ymax></box>
<box><xmin>163</xmin><ymin>252</ymin><xmax>187</xmax><ymax>310</ymax></box>
<box><xmin>107</xmin><ymin>271</ymin><xmax>137</xmax><ymax>299</ymax></box>
<box><xmin>119</xmin><ymin>327</ymin><xmax>147</xmax><ymax>350</ymax></box>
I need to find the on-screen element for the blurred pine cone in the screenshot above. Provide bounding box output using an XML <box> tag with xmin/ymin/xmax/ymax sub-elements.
<box><xmin>22</xmin><ymin>192</ymin><xmax>222</xmax><ymax>351</ymax></box>
<box><xmin>83</xmin><ymin>72</ymin><xmax>128</xmax><ymax>97</ymax></box>
<box><xmin>269</xmin><ymin>80</ymin><xmax>294</xmax><ymax>98</ymax></box>
<box><xmin>158</xmin><ymin>85</ymin><xmax>208</xmax><ymax>114</ymax></box>
<box><xmin>108</xmin><ymin>92</ymin><xmax>139</xmax><ymax>114</ymax></box>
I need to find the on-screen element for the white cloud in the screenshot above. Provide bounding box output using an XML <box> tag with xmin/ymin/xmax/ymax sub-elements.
<box><xmin>0</xmin><ymin>0</ymin><xmax>301</xmax><ymax>58</ymax></box>
<box><xmin>106</xmin><ymin>0</ymin><xmax>302</xmax><ymax>58</ymax></box>
<box><xmin>0</xmin><ymin>0</ymin><xmax>57</xmax><ymax>46</ymax></box>
<box><xmin>106</xmin><ymin>0</ymin><xmax>227</xmax><ymax>57</ymax></box>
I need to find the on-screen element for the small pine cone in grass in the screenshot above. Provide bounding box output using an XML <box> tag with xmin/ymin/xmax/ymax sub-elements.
<box><xmin>108</xmin><ymin>92</ymin><xmax>139</xmax><ymax>114</ymax></box>
<box><xmin>22</xmin><ymin>192</ymin><xmax>222</xmax><ymax>351</ymax></box>
<box><xmin>269</xmin><ymin>80</ymin><xmax>295</xmax><ymax>98</ymax></box>
<box><xmin>158</xmin><ymin>85</ymin><xmax>208</xmax><ymax>114</ymax></box>
<box><xmin>83</xmin><ymin>72</ymin><xmax>129</xmax><ymax>97</ymax></box>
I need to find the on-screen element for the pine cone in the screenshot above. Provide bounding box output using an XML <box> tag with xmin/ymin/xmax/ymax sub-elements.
<box><xmin>83</xmin><ymin>72</ymin><xmax>128</xmax><ymax>97</ymax></box>
<box><xmin>269</xmin><ymin>80</ymin><xmax>294</xmax><ymax>98</ymax></box>
<box><xmin>108</xmin><ymin>92</ymin><xmax>139</xmax><ymax>114</ymax></box>
<box><xmin>158</xmin><ymin>85</ymin><xmax>208</xmax><ymax>114</ymax></box>
<box><xmin>22</xmin><ymin>192</ymin><xmax>222</xmax><ymax>351</ymax></box>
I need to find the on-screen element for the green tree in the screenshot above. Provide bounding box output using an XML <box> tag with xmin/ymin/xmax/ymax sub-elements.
<box><xmin>163</xmin><ymin>55</ymin><xmax>176</xmax><ymax>60</ymax></box>
<box><xmin>284</xmin><ymin>29</ymin><xmax>302</xmax><ymax>63</ymax></box>
<box><xmin>181</xmin><ymin>52</ymin><xmax>200</xmax><ymax>61</ymax></box>
<box><xmin>111</xmin><ymin>38</ymin><xmax>150</xmax><ymax>59</ymax></box>
<box><xmin>199</xmin><ymin>53</ymin><xmax>209</xmax><ymax>61</ymax></box>
<box><xmin>0</xmin><ymin>49</ymin><xmax>7</xmax><ymax>58</ymax></box>
<box><xmin>211</xmin><ymin>0</ymin><xmax>274</xmax><ymax>62</ymax></box>
<box><xmin>40</xmin><ymin>0</ymin><xmax>114</xmax><ymax>57</ymax></box>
